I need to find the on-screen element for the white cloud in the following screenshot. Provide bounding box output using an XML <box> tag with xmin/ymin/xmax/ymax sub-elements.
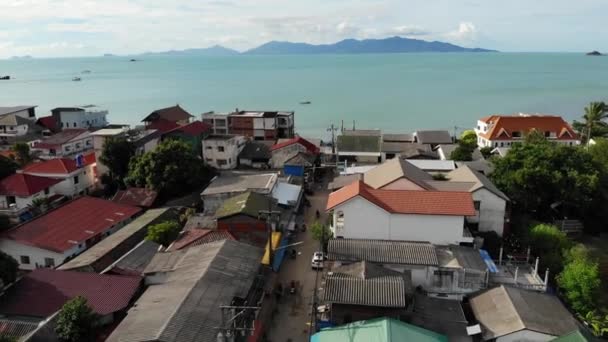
<box><xmin>446</xmin><ymin>22</ymin><xmax>478</xmax><ymax>42</ymax></box>
<box><xmin>387</xmin><ymin>25</ymin><xmax>430</xmax><ymax>37</ymax></box>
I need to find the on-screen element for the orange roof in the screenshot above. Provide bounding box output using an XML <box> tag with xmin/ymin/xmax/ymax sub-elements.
<box><xmin>479</xmin><ymin>115</ymin><xmax>578</xmax><ymax>141</ymax></box>
<box><xmin>22</xmin><ymin>152</ymin><xmax>96</xmax><ymax>175</ymax></box>
<box><xmin>326</xmin><ymin>180</ymin><xmax>475</xmax><ymax>216</ymax></box>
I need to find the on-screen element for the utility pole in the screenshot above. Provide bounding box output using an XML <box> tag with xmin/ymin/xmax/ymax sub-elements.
<box><xmin>258</xmin><ymin>197</ymin><xmax>281</xmax><ymax>270</ymax></box>
<box><xmin>327</xmin><ymin>123</ymin><xmax>338</xmax><ymax>155</ymax></box>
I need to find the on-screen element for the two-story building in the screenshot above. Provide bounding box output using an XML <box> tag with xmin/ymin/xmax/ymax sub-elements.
<box><xmin>0</xmin><ymin>106</ymin><xmax>36</xmax><ymax>120</ymax></box>
<box><xmin>327</xmin><ymin>180</ymin><xmax>476</xmax><ymax>245</ymax></box>
<box><xmin>142</xmin><ymin>105</ymin><xmax>193</xmax><ymax>132</ymax></box>
<box><xmin>0</xmin><ymin>173</ymin><xmax>62</xmax><ymax>222</ymax></box>
<box><xmin>0</xmin><ymin>113</ymin><xmax>48</xmax><ymax>149</ymax></box>
<box><xmin>474</xmin><ymin>114</ymin><xmax>580</xmax><ymax>149</ymax></box>
<box><xmin>0</xmin><ymin>196</ymin><xmax>141</xmax><ymax>270</ymax></box>
<box><xmin>269</xmin><ymin>136</ymin><xmax>320</xmax><ymax>169</ymax></box>
<box><xmin>202</xmin><ymin>110</ymin><xmax>295</xmax><ymax>141</ymax></box>
<box><xmin>20</xmin><ymin>152</ymin><xmax>97</xmax><ymax>196</ymax></box>
<box><xmin>50</xmin><ymin>106</ymin><xmax>108</xmax><ymax>129</ymax></box>
<box><xmin>202</xmin><ymin>134</ymin><xmax>246</xmax><ymax>169</ymax></box>
<box><xmin>32</xmin><ymin>128</ymin><xmax>93</xmax><ymax>159</ymax></box>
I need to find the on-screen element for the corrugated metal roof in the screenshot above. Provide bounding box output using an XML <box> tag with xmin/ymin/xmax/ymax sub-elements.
<box><xmin>0</xmin><ymin>318</ymin><xmax>40</xmax><ymax>340</ymax></box>
<box><xmin>312</xmin><ymin>317</ymin><xmax>448</xmax><ymax>342</ymax></box>
<box><xmin>104</xmin><ymin>239</ymin><xmax>161</xmax><ymax>275</ymax></box>
<box><xmin>108</xmin><ymin>240</ymin><xmax>263</xmax><ymax>342</ymax></box>
<box><xmin>328</xmin><ymin>239</ymin><xmax>438</xmax><ymax>266</ymax></box>
<box><xmin>407</xmin><ymin>159</ymin><xmax>456</xmax><ymax>172</ymax></box>
<box><xmin>323</xmin><ymin>273</ymin><xmax>407</xmax><ymax>307</ymax></box>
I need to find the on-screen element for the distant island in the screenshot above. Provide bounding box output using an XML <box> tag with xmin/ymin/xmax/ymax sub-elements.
<box><xmin>10</xmin><ymin>55</ymin><xmax>33</xmax><ymax>60</ymax></box>
<box><xmin>133</xmin><ymin>36</ymin><xmax>496</xmax><ymax>57</ymax></box>
<box><xmin>586</xmin><ymin>51</ymin><xmax>604</xmax><ymax>56</ymax></box>
<box><xmin>103</xmin><ymin>53</ymin><xmax>116</xmax><ymax>57</ymax></box>
<box><xmin>244</xmin><ymin>36</ymin><xmax>497</xmax><ymax>55</ymax></box>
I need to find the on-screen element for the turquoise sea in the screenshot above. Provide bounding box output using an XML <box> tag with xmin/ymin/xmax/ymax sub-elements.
<box><xmin>1</xmin><ymin>53</ymin><xmax>607</xmax><ymax>138</ymax></box>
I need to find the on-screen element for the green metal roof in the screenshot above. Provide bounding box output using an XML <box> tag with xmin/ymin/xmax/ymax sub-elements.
<box><xmin>311</xmin><ymin>317</ymin><xmax>448</xmax><ymax>342</ymax></box>
<box><xmin>551</xmin><ymin>329</ymin><xmax>600</xmax><ymax>342</ymax></box>
<box><xmin>337</xmin><ymin>135</ymin><xmax>382</xmax><ymax>153</ymax></box>
<box><xmin>215</xmin><ymin>192</ymin><xmax>276</xmax><ymax>219</ymax></box>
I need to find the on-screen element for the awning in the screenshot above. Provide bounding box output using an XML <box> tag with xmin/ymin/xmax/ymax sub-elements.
<box><xmin>479</xmin><ymin>249</ymin><xmax>499</xmax><ymax>273</ymax></box>
<box><xmin>262</xmin><ymin>232</ymin><xmax>282</xmax><ymax>266</ymax></box>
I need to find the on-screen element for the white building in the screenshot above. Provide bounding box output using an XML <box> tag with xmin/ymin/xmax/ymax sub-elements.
<box><xmin>91</xmin><ymin>128</ymin><xmax>159</xmax><ymax>176</ymax></box>
<box><xmin>51</xmin><ymin>106</ymin><xmax>108</xmax><ymax>129</ymax></box>
<box><xmin>0</xmin><ymin>173</ymin><xmax>62</xmax><ymax>223</ymax></box>
<box><xmin>32</xmin><ymin>129</ymin><xmax>93</xmax><ymax>159</ymax></box>
<box><xmin>474</xmin><ymin>114</ymin><xmax>580</xmax><ymax>149</ymax></box>
<box><xmin>0</xmin><ymin>196</ymin><xmax>141</xmax><ymax>270</ymax></box>
<box><xmin>202</xmin><ymin>135</ymin><xmax>246</xmax><ymax>169</ymax></box>
<box><xmin>0</xmin><ymin>106</ymin><xmax>37</xmax><ymax>120</ymax></box>
<box><xmin>20</xmin><ymin>152</ymin><xmax>97</xmax><ymax>196</ymax></box>
<box><xmin>326</xmin><ymin>180</ymin><xmax>476</xmax><ymax>245</ymax></box>
<box><xmin>201</xmin><ymin>111</ymin><xmax>229</xmax><ymax>135</ymax></box>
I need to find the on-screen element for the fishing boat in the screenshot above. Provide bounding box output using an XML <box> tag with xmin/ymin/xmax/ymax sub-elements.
<box><xmin>0</xmin><ymin>76</ymin><xmax>10</xmax><ymax>80</ymax></box>
<box><xmin>72</xmin><ymin>77</ymin><xmax>82</xmax><ymax>82</ymax></box>
<box><xmin>300</xmin><ymin>101</ymin><xmax>311</xmax><ymax>105</ymax></box>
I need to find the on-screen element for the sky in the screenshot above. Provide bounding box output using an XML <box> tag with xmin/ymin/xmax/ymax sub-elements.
<box><xmin>0</xmin><ymin>0</ymin><xmax>607</xmax><ymax>58</ymax></box>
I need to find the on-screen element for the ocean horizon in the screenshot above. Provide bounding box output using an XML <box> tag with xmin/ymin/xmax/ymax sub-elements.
<box><xmin>1</xmin><ymin>52</ymin><xmax>607</xmax><ymax>139</ymax></box>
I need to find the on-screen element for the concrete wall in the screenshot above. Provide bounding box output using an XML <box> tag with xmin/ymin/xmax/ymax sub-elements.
<box><xmin>496</xmin><ymin>330</ymin><xmax>555</xmax><ymax>342</ymax></box>
<box><xmin>24</xmin><ymin>165</ymin><xmax>96</xmax><ymax>196</ymax></box>
<box><xmin>471</xmin><ymin>188</ymin><xmax>506</xmax><ymax>236</ymax></box>
<box><xmin>58</xmin><ymin>110</ymin><xmax>108</xmax><ymax>129</ymax></box>
<box><xmin>333</xmin><ymin>196</ymin><xmax>466</xmax><ymax>245</ymax></box>
<box><xmin>0</xmin><ymin>238</ymin><xmax>73</xmax><ymax>270</ymax></box>
<box><xmin>270</xmin><ymin>143</ymin><xmax>307</xmax><ymax>168</ymax></box>
<box><xmin>202</xmin><ymin>136</ymin><xmax>246</xmax><ymax>169</ymax></box>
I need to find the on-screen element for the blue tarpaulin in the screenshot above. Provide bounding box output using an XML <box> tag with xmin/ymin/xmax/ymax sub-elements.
<box><xmin>284</xmin><ymin>165</ymin><xmax>305</xmax><ymax>177</ymax></box>
<box><xmin>479</xmin><ymin>249</ymin><xmax>499</xmax><ymax>273</ymax></box>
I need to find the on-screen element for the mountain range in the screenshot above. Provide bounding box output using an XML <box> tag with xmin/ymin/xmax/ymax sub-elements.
<box><xmin>135</xmin><ymin>36</ymin><xmax>496</xmax><ymax>57</ymax></box>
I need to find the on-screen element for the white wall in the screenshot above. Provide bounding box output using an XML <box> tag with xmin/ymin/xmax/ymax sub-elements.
<box><xmin>202</xmin><ymin>136</ymin><xmax>246</xmax><ymax>169</ymax></box>
<box><xmin>496</xmin><ymin>329</ymin><xmax>555</xmax><ymax>342</ymax></box>
<box><xmin>0</xmin><ymin>189</ymin><xmax>52</xmax><ymax>210</ymax></box>
<box><xmin>472</xmin><ymin>188</ymin><xmax>506</xmax><ymax>236</ymax></box>
<box><xmin>59</xmin><ymin>110</ymin><xmax>108</xmax><ymax>129</ymax></box>
<box><xmin>0</xmin><ymin>239</ymin><xmax>70</xmax><ymax>270</ymax></box>
<box><xmin>24</xmin><ymin>165</ymin><xmax>96</xmax><ymax>196</ymax></box>
<box><xmin>333</xmin><ymin>196</ymin><xmax>466</xmax><ymax>245</ymax></box>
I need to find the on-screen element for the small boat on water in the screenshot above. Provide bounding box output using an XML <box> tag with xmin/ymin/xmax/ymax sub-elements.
<box><xmin>81</xmin><ymin>70</ymin><xmax>92</xmax><ymax>74</ymax></box>
<box><xmin>72</xmin><ymin>77</ymin><xmax>82</xmax><ymax>82</ymax></box>
<box><xmin>300</xmin><ymin>101</ymin><xmax>311</xmax><ymax>105</ymax></box>
<box><xmin>0</xmin><ymin>76</ymin><xmax>10</xmax><ymax>80</ymax></box>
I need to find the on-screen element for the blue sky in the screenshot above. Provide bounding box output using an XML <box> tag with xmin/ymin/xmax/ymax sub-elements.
<box><xmin>0</xmin><ymin>0</ymin><xmax>607</xmax><ymax>58</ymax></box>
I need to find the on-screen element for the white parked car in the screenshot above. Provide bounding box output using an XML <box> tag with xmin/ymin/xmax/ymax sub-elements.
<box><xmin>311</xmin><ymin>251</ymin><xmax>325</xmax><ymax>269</ymax></box>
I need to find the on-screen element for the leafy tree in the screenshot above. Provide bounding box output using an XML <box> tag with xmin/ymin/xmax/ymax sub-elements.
<box><xmin>580</xmin><ymin>310</ymin><xmax>608</xmax><ymax>337</ymax></box>
<box><xmin>490</xmin><ymin>138</ymin><xmax>600</xmax><ymax>220</ymax></box>
<box><xmin>450</xmin><ymin>146</ymin><xmax>473</xmax><ymax>161</ymax></box>
<box><xmin>12</xmin><ymin>142</ymin><xmax>32</xmax><ymax>166</ymax></box>
<box><xmin>460</xmin><ymin>130</ymin><xmax>478</xmax><ymax>150</ymax></box>
<box><xmin>179</xmin><ymin>208</ymin><xmax>196</xmax><ymax>225</ymax></box>
<box><xmin>126</xmin><ymin>140</ymin><xmax>214</xmax><ymax>198</ymax></box>
<box><xmin>572</xmin><ymin>101</ymin><xmax>608</xmax><ymax>142</ymax></box>
<box><xmin>479</xmin><ymin>146</ymin><xmax>494</xmax><ymax>159</ymax></box>
<box><xmin>450</xmin><ymin>131</ymin><xmax>478</xmax><ymax>161</ymax></box>
<box><xmin>55</xmin><ymin>296</ymin><xmax>98</xmax><ymax>342</ymax></box>
<box><xmin>557</xmin><ymin>245</ymin><xmax>601</xmax><ymax>314</ymax></box>
<box><xmin>0</xmin><ymin>156</ymin><xmax>18</xmax><ymax>180</ymax></box>
<box><xmin>99</xmin><ymin>137</ymin><xmax>135</xmax><ymax>181</ymax></box>
<box><xmin>0</xmin><ymin>251</ymin><xmax>18</xmax><ymax>285</ymax></box>
<box><xmin>311</xmin><ymin>221</ymin><xmax>333</xmax><ymax>251</ymax></box>
<box><xmin>528</xmin><ymin>224</ymin><xmax>571</xmax><ymax>275</ymax></box>
<box><xmin>146</xmin><ymin>220</ymin><xmax>181</xmax><ymax>246</ymax></box>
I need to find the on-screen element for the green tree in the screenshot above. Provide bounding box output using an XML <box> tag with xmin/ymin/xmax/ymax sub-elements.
<box><xmin>528</xmin><ymin>224</ymin><xmax>571</xmax><ymax>275</ymax></box>
<box><xmin>450</xmin><ymin>131</ymin><xmax>478</xmax><ymax>161</ymax></box>
<box><xmin>12</xmin><ymin>142</ymin><xmax>32</xmax><ymax>166</ymax></box>
<box><xmin>573</xmin><ymin>102</ymin><xmax>608</xmax><ymax>142</ymax></box>
<box><xmin>126</xmin><ymin>140</ymin><xmax>214</xmax><ymax>198</ymax></box>
<box><xmin>99</xmin><ymin>137</ymin><xmax>135</xmax><ymax>181</ymax></box>
<box><xmin>311</xmin><ymin>221</ymin><xmax>333</xmax><ymax>249</ymax></box>
<box><xmin>0</xmin><ymin>156</ymin><xmax>18</xmax><ymax>180</ymax></box>
<box><xmin>479</xmin><ymin>146</ymin><xmax>494</xmax><ymax>159</ymax></box>
<box><xmin>460</xmin><ymin>130</ymin><xmax>478</xmax><ymax>150</ymax></box>
<box><xmin>55</xmin><ymin>296</ymin><xmax>98</xmax><ymax>342</ymax></box>
<box><xmin>146</xmin><ymin>220</ymin><xmax>181</xmax><ymax>246</ymax></box>
<box><xmin>450</xmin><ymin>146</ymin><xmax>473</xmax><ymax>161</ymax></box>
<box><xmin>0</xmin><ymin>251</ymin><xmax>18</xmax><ymax>286</ymax></box>
<box><xmin>580</xmin><ymin>310</ymin><xmax>608</xmax><ymax>337</ymax></box>
<box><xmin>490</xmin><ymin>138</ymin><xmax>600</xmax><ymax>220</ymax></box>
<box><xmin>557</xmin><ymin>244</ymin><xmax>601</xmax><ymax>314</ymax></box>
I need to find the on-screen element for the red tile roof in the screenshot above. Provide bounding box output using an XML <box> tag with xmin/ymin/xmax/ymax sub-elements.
<box><xmin>0</xmin><ymin>268</ymin><xmax>141</xmax><ymax>318</ymax></box>
<box><xmin>36</xmin><ymin>116</ymin><xmax>57</xmax><ymax>132</ymax></box>
<box><xmin>22</xmin><ymin>152</ymin><xmax>96</xmax><ymax>175</ymax></box>
<box><xmin>271</xmin><ymin>136</ymin><xmax>320</xmax><ymax>154</ymax></box>
<box><xmin>164</xmin><ymin>120</ymin><xmax>212</xmax><ymax>136</ymax></box>
<box><xmin>167</xmin><ymin>229</ymin><xmax>236</xmax><ymax>251</ymax></box>
<box><xmin>0</xmin><ymin>173</ymin><xmax>62</xmax><ymax>197</ymax></box>
<box><xmin>112</xmin><ymin>187</ymin><xmax>158</xmax><ymax>208</ymax></box>
<box><xmin>479</xmin><ymin>115</ymin><xmax>578</xmax><ymax>141</ymax></box>
<box><xmin>145</xmin><ymin>118</ymin><xmax>180</xmax><ymax>133</ymax></box>
<box><xmin>2</xmin><ymin>196</ymin><xmax>142</xmax><ymax>253</ymax></box>
<box><xmin>326</xmin><ymin>180</ymin><xmax>475</xmax><ymax>216</ymax></box>
<box><xmin>142</xmin><ymin>105</ymin><xmax>193</xmax><ymax>123</ymax></box>
<box><xmin>32</xmin><ymin>129</ymin><xmax>89</xmax><ymax>149</ymax></box>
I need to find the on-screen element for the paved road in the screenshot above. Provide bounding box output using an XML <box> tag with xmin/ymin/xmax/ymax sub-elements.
<box><xmin>266</xmin><ymin>185</ymin><xmax>329</xmax><ymax>342</ymax></box>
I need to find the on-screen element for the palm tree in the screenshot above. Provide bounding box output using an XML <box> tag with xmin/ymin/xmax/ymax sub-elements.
<box><xmin>573</xmin><ymin>102</ymin><xmax>608</xmax><ymax>142</ymax></box>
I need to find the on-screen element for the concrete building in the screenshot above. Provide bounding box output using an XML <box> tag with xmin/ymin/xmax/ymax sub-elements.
<box><xmin>0</xmin><ymin>106</ymin><xmax>36</xmax><ymax>120</ymax></box>
<box><xmin>201</xmin><ymin>111</ymin><xmax>229</xmax><ymax>135</ymax></box>
<box><xmin>202</xmin><ymin>134</ymin><xmax>246</xmax><ymax>169</ymax></box>
<box><xmin>50</xmin><ymin>106</ymin><xmax>108</xmax><ymax>129</ymax></box>
<box><xmin>0</xmin><ymin>174</ymin><xmax>62</xmax><ymax>223</ymax></box>
<box><xmin>0</xmin><ymin>196</ymin><xmax>141</xmax><ymax>270</ymax></box>
<box><xmin>326</xmin><ymin>181</ymin><xmax>476</xmax><ymax>245</ymax></box>
<box><xmin>32</xmin><ymin>128</ymin><xmax>93</xmax><ymax>159</ymax></box>
<box><xmin>142</xmin><ymin>105</ymin><xmax>193</xmax><ymax>132</ymax></box>
<box><xmin>474</xmin><ymin>114</ymin><xmax>580</xmax><ymax>149</ymax></box>
<box><xmin>202</xmin><ymin>110</ymin><xmax>295</xmax><ymax>141</ymax></box>
<box><xmin>269</xmin><ymin>136</ymin><xmax>319</xmax><ymax>169</ymax></box>
<box><xmin>91</xmin><ymin>128</ymin><xmax>160</xmax><ymax>176</ymax></box>
<box><xmin>337</xmin><ymin>131</ymin><xmax>383</xmax><ymax>164</ymax></box>
<box><xmin>201</xmin><ymin>172</ymin><xmax>278</xmax><ymax>214</ymax></box>
<box><xmin>20</xmin><ymin>152</ymin><xmax>97</xmax><ymax>197</ymax></box>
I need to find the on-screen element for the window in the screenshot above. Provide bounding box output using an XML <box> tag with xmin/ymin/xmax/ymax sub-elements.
<box><xmin>569</xmin><ymin>142</ymin><xmax>573</xmax><ymax>146</ymax></box>
<box><xmin>228</xmin><ymin>158</ymin><xmax>231</xmax><ymax>164</ymax></box>
<box><xmin>205</xmin><ymin>158</ymin><xmax>213</xmax><ymax>163</ymax></box>
<box><xmin>206</xmin><ymin>145</ymin><xmax>213</xmax><ymax>150</ymax></box>
<box><xmin>217</xmin><ymin>159</ymin><xmax>228</xmax><ymax>166</ymax></box>
<box><xmin>44</xmin><ymin>258</ymin><xmax>55</xmax><ymax>267</ymax></box>
<box><xmin>545</xmin><ymin>131</ymin><xmax>551</xmax><ymax>137</ymax></box>
<box><xmin>44</xmin><ymin>188</ymin><xmax>50</xmax><ymax>195</ymax></box>
<box><xmin>20</xmin><ymin>256</ymin><xmax>30</xmax><ymax>264</ymax></box>
<box><xmin>74</xmin><ymin>176</ymin><xmax>79</xmax><ymax>184</ymax></box>
<box><xmin>73</xmin><ymin>122</ymin><xmax>77</xmax><ymax>128</ymax></box>
<box><xmin>494</xmin><ymin>142</ymin><xmax>498</xmax><ymax>147</ymax></box>
<box><xmin>433</xmin><ymin>270</ymin><xmax>453</xmax><ymax>288</ymax></box>
<box><xmin>500</xmin><ymin>142</ymin><xmax>504</xmax><ymax>147</ymax></box>
<box><xmin>86</xmin><ymin>140</ymin><xmax>91</xmax><ymax>146</ymax></box>
<box><xmin>217</xmin><ymin>146</ymin><xmax>225</xmax><ymax>152</ymax></box>
<box><xmin>474</xmin><ymin>201</ymin><xmax>481</xmax><ymax>210</ymax></box>
<box><xmin>512</xmin><ymin>131</ymin><xmax>522</xmax><ymax>138</ymax></box>
<box><xmin>6</xmin><ymin>196</ymin><xmax>15</xmax><ymax>205</ymax></box>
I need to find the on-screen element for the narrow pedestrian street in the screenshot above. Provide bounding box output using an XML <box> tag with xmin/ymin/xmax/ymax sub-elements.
<box><xmin>266</xmin><ymin>183</ymin><xmax>330</xmax><ymax>342</ymax></box>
